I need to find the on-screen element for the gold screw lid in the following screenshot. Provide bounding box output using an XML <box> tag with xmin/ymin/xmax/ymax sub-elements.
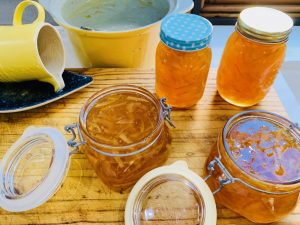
<box><xmin>236</xmin><ymin>7</ymin><xmax>293</xmax><ymax>43</ymax></box>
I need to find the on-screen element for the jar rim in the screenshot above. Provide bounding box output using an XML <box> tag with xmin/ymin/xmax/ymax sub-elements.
<box><xmin>79</xmin><ymin>85</ymin><xmax>164</xmax><ymax>156</ymax></box>
<box><xmin>222</xmin><ymin>110</ymin><xmax>300</xmax><ymax>189</ymax></box>
<box><xmin>235</xmin><ymin>25</ymin><xmax>288</xmax><ymax>45</ymax></box>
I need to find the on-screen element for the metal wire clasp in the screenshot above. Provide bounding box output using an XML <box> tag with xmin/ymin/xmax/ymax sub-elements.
<box><xmin>204</xmin><ymin>157</ymin><xmax>236</xmax><ymax>194</ymax></box>
<box><xmin>65</xmin><ymin>123</ymin><xmax>86</xmax><ymax>155</ymax></box>
<box><xmin>290</xmin><ymin>122</ymin><xmax>300</xmax><ymax>130</ymax></box>
<box><xmin>160</xmin><ymin>98</ymin><xmax>176</xmax><ymax>128</ymax></box>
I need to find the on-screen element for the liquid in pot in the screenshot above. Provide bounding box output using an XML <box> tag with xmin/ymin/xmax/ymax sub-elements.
<box><xmin>63</xmin><ymin>0</ymin><xmax>170</xmax><ymax>31</ymax></box>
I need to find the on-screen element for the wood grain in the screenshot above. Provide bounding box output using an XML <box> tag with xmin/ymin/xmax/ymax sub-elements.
<box><xmin>201</xmin><ymin>4</ymin><xmax>300</xmax><ymax>12</ymax></box>
<box><xmin>200</xmin><ymin>0</ymin><xmax>300</xmax><ymax>17</ymax></box>
<box><xmin>0</xmin><ymin>68</ymin><xmax>298</xmax><ymax>225</ymax></box>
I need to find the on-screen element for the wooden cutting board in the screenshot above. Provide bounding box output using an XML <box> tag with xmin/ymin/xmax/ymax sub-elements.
<box><xmin>0</xmin><ymin>68</ymin><xmax>298</xmax><ymax>225</ymax></box>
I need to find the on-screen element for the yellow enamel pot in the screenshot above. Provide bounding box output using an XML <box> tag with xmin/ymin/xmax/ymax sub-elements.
<box><xmin>39</xmin><ymin>0</ymin><xmax>194</xmax><ymax>68</ymax></box>
<box><xmin>0</xmin><ymin>0</ymin><xmax>65</xmax><ymax>92</ymax></box>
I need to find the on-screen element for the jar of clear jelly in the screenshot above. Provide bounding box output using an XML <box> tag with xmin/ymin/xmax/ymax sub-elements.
<box><xmin>156</xmin><ymin>14</ymin><xmax>213</xmax><ymax>108</ymax></box>
<box><xmin>76</xmin><ymin>85</ymin><xmax>174</xmax><ymax>191</ymax></box>
<box><xmin>217</xmin><ymin>7</ymin><xmax>293</xmax><ymax>107</ymax></box>
<box><xmin>205</xmin><ymin>110</ymin><xmax>300</xmax><ymax>223</ymax></box>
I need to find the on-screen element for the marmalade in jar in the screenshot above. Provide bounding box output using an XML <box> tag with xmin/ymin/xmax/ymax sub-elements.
<box><xmin>205</xmin><ymin>111</ymin><xmax>300</xmax><ymax>223</ymax></box>
<box><xmin>155</xmin><ymin>14</ymin><xmax>213</xmax><ymax>108</ymax></box>
<box><xmin>156</xmin><ymin>42</ymin><xmax>212</xmax><ymax>108</ymax></box>
<box><xmin>227</xmin><ymin>117</ymin><xmax>300</xmax><ymax>183</ymax></box>
<box><xmin>217</xmin><ymin>7</ymin><xmax>293</xmax><ymax>107</ymax></box>
<box><xmin>86</xmin><ymin>92</ymin><xmax>158</xmax><ymax>146</ymax></box>
<box><xmin>217</xmin><ymin>31</ymin><xmax>286</xmax><ymax>107</ymax></box>
<box><xmin>79</xmin><ymin>85</ymin><xmax>171</xmax><ymax>191</ymax></box>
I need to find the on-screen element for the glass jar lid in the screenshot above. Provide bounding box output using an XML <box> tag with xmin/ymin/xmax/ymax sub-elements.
<box><xmin>224</xmin><ymin>111</ymin><xmax>300</xmax><ymax>185</ymax></box>
<box><xmin>125</xmin><ymin>161</ymin><xmax>217</xmax><ymax>225</ymax></box>
<box><xmin>236</xmin><ymin>7</ymin><xmax>293</xmax><ymax>43</ymax></box>
<box><xmin>0</xmin><ymin>126</ymin><xmax>70</xmax><ymax>212</ymax></box>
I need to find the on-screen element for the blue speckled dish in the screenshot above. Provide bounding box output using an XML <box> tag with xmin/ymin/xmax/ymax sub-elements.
<box><xmin>0</xmin><ymin>70</ymin><xmax>93</xmax><ymax>113</ymax></box>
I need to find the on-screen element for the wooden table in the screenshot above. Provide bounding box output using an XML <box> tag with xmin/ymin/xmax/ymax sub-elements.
<box><xmin>0</xmin><ymin>68</ymin><xmax>299</xmax><ymax>225</ymax></box>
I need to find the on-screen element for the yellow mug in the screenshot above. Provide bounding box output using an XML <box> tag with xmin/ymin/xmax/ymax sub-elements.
<box><xmin>0</xmin><ymin>0</ymin><xmax>65</xmax><ymax>92</ymax></box>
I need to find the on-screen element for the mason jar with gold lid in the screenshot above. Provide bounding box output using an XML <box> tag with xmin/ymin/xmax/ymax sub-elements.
<box><xmin>217</xmin><ymin>7</ymin><xmax>293</xmax><ymax>107</ymax></box>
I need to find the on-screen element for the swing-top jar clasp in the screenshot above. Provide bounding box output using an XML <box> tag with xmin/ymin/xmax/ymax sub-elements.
<box><xmin>65</xmin><ymin>123</ymin><xmax>86</xmax><ymax>155</ymax></box>
<box><xmin>160</xmin><ymin>97</ymin><xmax>176</xmax><ymax>128</ymax></box>
<box><xmin>204</xmin><ymin>157</ymin><xmax>236</xmax><ymax>194</ymax></box>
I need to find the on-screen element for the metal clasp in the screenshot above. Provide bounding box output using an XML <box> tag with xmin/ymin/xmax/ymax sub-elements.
<box><xmin>290</xmin><ymin>122</ymin><xmax>300</xmax><ymax>130</ymax></box>
<box><xmin>65</xmin><ymin>123</ymin><xmax>86</xmax><ymax>155</ymax></box>
<box><xmin>204</xmin><ymin>157</ymin><xmax>236</xmax><ymax>194</ymax></box>
<box><xmin>160</xmin><ymin>98</ymin><xmax>176</xmax><ymax>128</ymax></box>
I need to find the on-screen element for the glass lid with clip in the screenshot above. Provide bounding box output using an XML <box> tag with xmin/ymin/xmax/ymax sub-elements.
<box><xmin>125</xmin><ymin>161</ymin><xmax>217</xmax><ymax>225</ymax></box>
<box><xmin>0</xmin><ymin>127</ymin><xmax>69</xmax><ymax>212</ymax></box>
<box><xmin>0</xmin><ymin>85</ymin><xmax>175</xmax><ymax>212</ymax></box>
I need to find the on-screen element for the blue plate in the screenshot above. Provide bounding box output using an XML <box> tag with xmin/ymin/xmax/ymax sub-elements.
<box><xmin>0</xmin><ymin>70</ymin><xmax>93</xmax><ymax>113</ymax></box>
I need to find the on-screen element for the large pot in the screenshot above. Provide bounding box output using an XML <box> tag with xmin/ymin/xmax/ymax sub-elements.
<box><xmin>39</xmin><ymin>0</ymin><xmax>194</xmax><ymax>68</ymax></box>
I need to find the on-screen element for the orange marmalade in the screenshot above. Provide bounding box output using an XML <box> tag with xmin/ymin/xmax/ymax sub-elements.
<box><xmin>156</xmin><ymin>42</ymin><xmax>212</xmax><ymax>108</ymax></box>
<box><xmin>205</xmin><ymin>111</ymin><xmax>300</xmax><ymax>223</ymax></box>
<box><xmin>79</xmin><ymin>85</ymin><xmax>171</xmax><ymax>191</ymax></box>
<box><xmin>217</xmin><ymin>7</ymin><xmax>293</xmax><ymax>107</ymax></box>
<box><xmin>155</xmin><ymin>14</ymin><xmax>213</xmax><ymax>108</ymax></box>
<box><xmin>86</xmin><ymin>92</ymin><xmax>158</xmax><ymax>146</ymax></box>
<box><xmin>227</xmin><ymin>116</ymin><xmax>300</xmax><ymax>184</ymax></box>
<box><xmin>217</xmin><ymin>31</ymin><xmax>286</xmax><ymax>107</ymax></box>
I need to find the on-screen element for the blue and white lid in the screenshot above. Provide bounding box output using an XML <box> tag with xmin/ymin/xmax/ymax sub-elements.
<box><xmin>160</xmin><ymin>14</ymin><xmax>213</xmax><ymax>51</ymax></box>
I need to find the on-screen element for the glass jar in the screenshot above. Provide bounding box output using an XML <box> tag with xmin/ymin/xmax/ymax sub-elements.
<box><xmin>156</xmin><ymin>14</ymin><xmax>213</xmax><ymax>108</ymax></box>
<box><xmin>205</xmin><ymin>110</ymin><xmax>300</xmax><ymax>223</ymax></box>
<box><xmin>77</xmin><ymin>85</ymin><xmax>174</xmax><ymax>191</ymax></box>
<box><xmin>217</xmin><ymin>7</ymin><xmax>293</xmax><ymax>107</ymax></box>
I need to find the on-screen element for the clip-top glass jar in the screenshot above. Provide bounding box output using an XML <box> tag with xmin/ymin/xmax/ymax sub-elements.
<box><xmin>205</xmin><ymin>110</ymin><xmax>300</xmax><ymax>223</ymax></box>
<box><xmin>156</xmin><ymin>14</ymin><xmax>213</xmax><ymax>108</ymax></box>
<box><xmin>77</xmin><ymin>85</ymin><xmax>174</xmax><ymax>191</ymax></box>
<box><xmin>217</xmin><ymin>7</ymin><xmax>293</xmax><ymax>107</ymax></box>
<box><xmin>0</xmin><ymin>85</ymin><xmax>175</xmax><ymax>212</ymax></box>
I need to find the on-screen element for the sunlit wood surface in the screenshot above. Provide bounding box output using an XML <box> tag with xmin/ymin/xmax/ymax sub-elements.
<box><xmin>0</xmin><ymin>68</ymin><xmax>298</xmax><ymax>225</ymax></box>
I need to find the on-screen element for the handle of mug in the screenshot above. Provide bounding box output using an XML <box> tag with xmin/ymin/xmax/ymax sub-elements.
<box><xmin>13</xmin><ymin>0</ymin><xmax>45</xmax><ymax>26</ymax></box>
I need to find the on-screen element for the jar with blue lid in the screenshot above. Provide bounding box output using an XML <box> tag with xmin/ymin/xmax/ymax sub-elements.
<box><xmin>156</xmin><ymin>14</ymin><xmax>213</xmax><ymax>108</ymax></box>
